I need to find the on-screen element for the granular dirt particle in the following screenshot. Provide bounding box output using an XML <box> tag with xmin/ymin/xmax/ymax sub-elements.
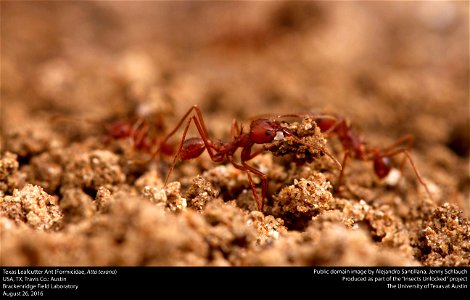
<box><xmin>185</xmin><ymin>175</ymin><xmax>219</xmax><ymax>211</ymax></box>
<box><xmin>26</xmin><ymin>151</ymin><xmax>63</xmax><ymax>194</ymax></box>
<box><xmin>60</xmin><ymin>188</ymin><xmax>96</xmax><ymax>224</ymax></box>
<box><xmin>0</xmin><ymin>151</ymin><xmax>26</xmax><ymax>196</ymax></box>
<box><xmin>61</xmin><ymin>149</ymin><xmax>126</xmax><ymax>192</ymax></box>
<box><xmin>142</xmin><ymin>181</ymin><xmax>187</xmax><ymax>213</ymax></box>
<box><xmin>272</xmin><ymin>172</ymin><xmax>333</xmax><ymax>230</ymax></box>
<box><xmin>0</xmin><ymin>152</ymin><xmax>19</xmax><ymax>182</ymax></box>
<box><xmin>4</xmin><ymin>127</ymin><xmax>62</xmax><ymax>159</ymax></box>
<box><xmin>247</xmin><ymin>211</ymin><xmax>287</xmax><ymax>246</ymax></box>
<box><xmin>134</xmin><ymin>170</ymin><xmax>163</xmax><ymax>190</ymax></box>
<box><xmin>0</xmin><ymin>184</ymin><xmax>63</xmax><ymax>231</ymax></box>
<box><xmin>413</xmin><ymin>203</ymin><xmax>470</xmax><ymax>266</ymax></box>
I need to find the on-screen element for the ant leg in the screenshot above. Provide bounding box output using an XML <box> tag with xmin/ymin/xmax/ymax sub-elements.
<box><xmin>161</xmin><ymin>106</ymin><xmax>196</xmax><ymax>143</ymax></box>
<box><xmin>380</xmin><ymin>135</ymin><xmax>434</xmax><ymax>199</ymax></box>
<box><xmin>314</xmin><ymin>115</ymin><xmax>343</xmax><ymax>137</ymax></box>
<box><xmin>335</xmin><ymin>151</ymin><xmax>350</xmax><ymax>191</ymax></box>
<box><xmin>247</xmin><ymin>172</ymin><xmax>264</xmax><ymax>211</ymax></box>
<box><xmin>231</xmin><ymin>119</ymin><xmax>242</xmax><ymax>141</ymax></box>
<box><xmin>283</xmin><ymin>114</ymin><xmax>344</xmax><ymax>174</ymax></box>
<box><xmin>165</xmin><ymin>117</ymin><xmax>220</xmax><ymax>183</ymax></box>
<box><xmin>228</xmin><ymin>157</ymin><xmax>264</xmax><ymax>211</ymax></box>
<box><xmin>242</xmin><ymin>161</ymin><xmax>267</xmax><ymax>211</ymax></box>
<box><xmin>381</xmin><ymin>147</ymin><xmax>434</xmax><ymax>200</ymax></box>
<box><xmin>276</xmin><ymin>113</ymin><xmax>340</xmax><ymax>137</ymax></box>
<box><xmin>161</xmin><ymin>105</ymin><xmax>209</xmax><ymax>147</ymax></box>
<box><xmin>382</xmin><ymin>135</ymin><xmax>415</xmax><ymax>182</ymax></box>
<box><xmin>239</xmin><ymin>145</ymin><xmax>269</xmax><ymax>210</ymax></box>
<box><xmin>131</xmin><ymin>118</ymin><xmax>149</xmax><ymax>149</ymax></box>
<box><xmin>193</xmin><ymin>105</ymin><xmax>211</xmax><ymax>138</ymax></box>
<box><xmin>161</xmin><ymin>105</ymin><xmax>214</xmax><ymax>184</ymax></box>
<box><xmin>164</xmin><ymin>110</ymin><xmax>222</xmax><ymax>185</ymax></box>
<box><xmin>245</xmin><ymin>147</ymin><xmax>265</xmax><ymax>161</ymax></box>
<box><xmin>278</xmin><ymin>113</ymin><xmax>337</xmax><ymax>122</ymax></box>
<box><xmin>382</xmin><ymin>134</ymin><xmax>414</xmax><ymax>153</ymax></box>
<box><xmin>285</xmin><ymin>133</ymin><xmax>342</xmax><ymax>170</ymax></box>
<box><xmin>322</xmin><ymin>147</ymin><xmax>342</xmax><ymax>170</ymax></box>
<box><xmin>245</xmin><ymin>170</ymin><xmax>263</xmax><ymax>211</ymax></box>
<box><xmin>160</xmin><ymin>105</ymin><xmax>217</xmax><ymax>157</ymax></box>
<box><xmin>164</xmin><ymin>116</ymin><xmax>196</xmax><ymax>185</ymax></box>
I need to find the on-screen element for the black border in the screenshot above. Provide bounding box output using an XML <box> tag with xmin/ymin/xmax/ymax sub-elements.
<box><xmin>1</xmin><ymin>267</ymin><xmax>468</xmax><ymax>297</ymax></box>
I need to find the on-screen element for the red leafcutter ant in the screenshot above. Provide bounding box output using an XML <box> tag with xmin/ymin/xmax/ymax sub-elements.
<box><xmin>314</xmin><ymin>114</ymin><xmax>434</xmax><ymax>200</ymax></box>
<box><xmin>159</xmin><ymin>105</ymin><xmax>341</xmax><ymax>211</ymax></box>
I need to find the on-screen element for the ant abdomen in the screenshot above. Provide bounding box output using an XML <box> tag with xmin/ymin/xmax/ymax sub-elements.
<box><xmin>373</xmin><ymin>156</ymin><xmax>391</xmax><ymax>179</ymax></box>
<box><xmin>180</xmin><ymin>138</ymin><xmax>206</xmax><ymax>160</ymax></box>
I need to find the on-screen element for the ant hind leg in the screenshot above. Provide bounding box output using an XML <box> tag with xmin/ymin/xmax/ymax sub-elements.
<box><xmin>382</xmin><ymin>146</ymin><xmax>434</xmax><ymax>200</ymax></box>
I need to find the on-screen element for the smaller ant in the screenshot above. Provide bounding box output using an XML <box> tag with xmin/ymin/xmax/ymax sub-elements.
<box><xmin>105</xmin><ymin>118</ymin><xmax>153</xmax><ymax>153</ymax></box>
<box><xmin>313</xmin><ymin>114</ymin><xmax>434</xmax><ymax>199</ymax></box>
<box><xmin>51</xmin><ymin>113</ymin><xmax>174</xmax><ymax>159</ymax></box>
<box><xmin>104</xmin><ymin>115</ymin><xmax>174</xmax><ymax>158</ymax></box>
<box><xmin>160</xmin><ymin>105</ymin><xmax>341</xmax><ymax>211</ymax></box>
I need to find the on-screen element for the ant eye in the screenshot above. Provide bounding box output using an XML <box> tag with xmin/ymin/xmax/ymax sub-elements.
<box><xmin>250</xmin><ymin>119</ymin><xmax>277</xmax><ymax>144</ymax></box>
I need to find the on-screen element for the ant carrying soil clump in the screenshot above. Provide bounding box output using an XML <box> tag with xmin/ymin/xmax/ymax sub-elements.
<box><xmin>159</xmin><ymin>105</ymin><xmax>341</xmax><ymax>212</ymax></box>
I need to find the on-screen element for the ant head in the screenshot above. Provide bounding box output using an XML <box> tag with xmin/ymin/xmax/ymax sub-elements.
<box><xmin>374</xmin><ymin>155</ymin><xmax>391</xmax><ymax>179</ymax></box>
<box><xmin>250</xmin><ymin>119</ymin><xmax>285</xmax><ymax>144</ymax></box>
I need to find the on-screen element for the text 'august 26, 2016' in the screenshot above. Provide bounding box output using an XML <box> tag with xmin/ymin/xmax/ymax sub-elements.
<box><xmin>2</xmin><ymin>268</ymin><xmax>117</xmax><ymax>297</ymax></box>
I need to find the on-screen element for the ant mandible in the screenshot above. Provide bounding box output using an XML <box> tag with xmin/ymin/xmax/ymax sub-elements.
<box><xmin>314</xmin><ymin>115</ymin><xmax>434</xmax><ymax>200</ymax></box>
<box><xmin>160</xmin><ymin>105</ymin><xmax>342</xmax><ymax>211</ymax></box>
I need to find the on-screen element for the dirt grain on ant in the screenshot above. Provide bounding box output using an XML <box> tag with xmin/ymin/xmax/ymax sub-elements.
<box><xmin>1</xmin><ymin>2</ymin><xmax>468</xmax><ymax>267</ymax></box>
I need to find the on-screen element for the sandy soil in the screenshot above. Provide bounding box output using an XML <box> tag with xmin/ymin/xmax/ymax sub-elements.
<box><xmin>1</xmin><ymin>1</ymin><xmax>469</xmax><ymax>266</ymax></box>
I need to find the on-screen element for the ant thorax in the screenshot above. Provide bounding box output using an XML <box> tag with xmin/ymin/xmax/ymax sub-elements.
<box><xmin>264</xmin><ymin>117</ymin><xmax>327</xmax><ymax>164</ymax></box>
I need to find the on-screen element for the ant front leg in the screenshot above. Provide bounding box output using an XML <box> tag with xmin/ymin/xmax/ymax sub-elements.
<box><xmin>231</xmin><ymin>119</ymin><xmax>243</xmax><ymax>141</ymax></box>
<box><xmin>240</xmin><ymin>144</ymin><xmax>269</xmax><ymax>211</ymax></box>
<box><xmin>228</xmin><ymin>156</ymin><xmax>267</xmax><ymax>211</ymax></box>
<box><xmin>243</xmin><ymin>162</ymin><xmax>268</xmax><ymax>211</ymax></box>
<box><xmin>131</xmin><ymin>118</ymin><xmax>151</xmax><ymax>150</ymax></box>
<box><xmin>335</xmin><ymin>150</ymin><xmax>351</xmax><ymax>192</ymax></box>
